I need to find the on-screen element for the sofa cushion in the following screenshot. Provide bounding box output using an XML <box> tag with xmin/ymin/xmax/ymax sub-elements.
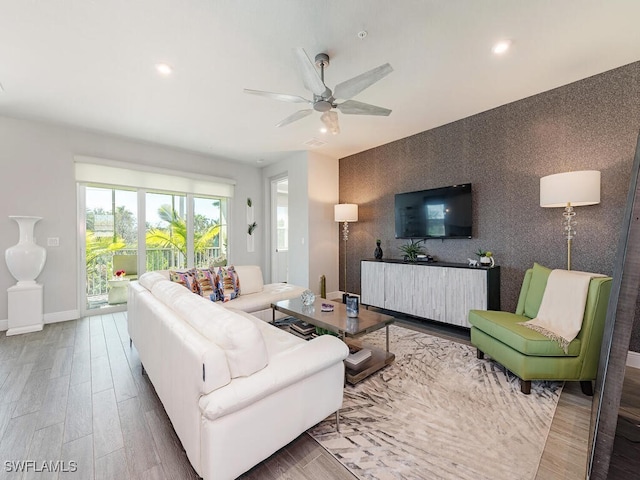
<box><xmin>223</xmin><ymin>282</ymin><xmax>307</xmax><ymax>313</ymax></box>
<box><xmin>139</xmin><ymin>271</ymin><xmax>170</xmax><ymax>291</ymax></box>
<box><xmin>469</xmin><ymin>309</ymin><xmax>581</xmax><ymax>357</ymax></box>
<box><xmin>226</xmin><ymin>308</ymin><xmax>304</xmax><ymax>358</ymax></box>
<box><xmin>524</xmin><ymin>262</ymin><xmax>552</xmax><ymax>319</ymax></box>
<box><xmin>234</xmin><ymin>265</ymin><xmax>264</xmax><ymax>295</ymax></box>
<box><xmin>168</xmin><ymin>289</ymin><xmax>268</xmax><ymax>378</ymax></box>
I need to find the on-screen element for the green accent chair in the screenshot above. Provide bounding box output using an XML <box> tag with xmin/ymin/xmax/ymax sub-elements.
<box><xmin>468</xmin><ymin>263</ymin><xmax>612</xmax><ymax>394</ymax></box>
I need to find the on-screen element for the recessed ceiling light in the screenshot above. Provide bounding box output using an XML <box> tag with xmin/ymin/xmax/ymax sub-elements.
<box><xmin>155</xmin><ymin>63</ymin><xmax>173</xmax><ymax>76</ymax></box>
<box><xmin>491</xmin><ymin>40</ymin><xmax>511</xmax><ymax>55</ymax></box>
<box><xmin>320</xmin><ymin>127</ymin><xmax>328</xmax><ymax>134</ymax></box>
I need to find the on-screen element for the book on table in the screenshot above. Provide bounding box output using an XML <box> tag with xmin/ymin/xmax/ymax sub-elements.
<box><xmin>345</xmin><ymin>348</ymin><xmax>372</xmax><ymax>368</ymax></box>
<box><xmin>290</xmin><ymin>320</ymin><xmax>316</xmax><ymax>335</ymax></box>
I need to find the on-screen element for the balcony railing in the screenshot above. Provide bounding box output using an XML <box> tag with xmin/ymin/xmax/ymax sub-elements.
<box><xmin>86</xmin><ymin>246</ymin><xmax>222</xmax><ymax>308</ymax></box>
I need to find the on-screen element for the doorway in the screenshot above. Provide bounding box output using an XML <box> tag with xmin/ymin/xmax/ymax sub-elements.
<box><xmin>271</xmin><ymin>177</ymin><xmax>289</xmax><ymax>283</ymax></box>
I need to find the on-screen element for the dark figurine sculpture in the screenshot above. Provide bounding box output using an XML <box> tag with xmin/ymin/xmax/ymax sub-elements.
<box><xmin>374</xmin><ymin>239</ymin><xmax>383</xmax><ymax>260</ymax></box>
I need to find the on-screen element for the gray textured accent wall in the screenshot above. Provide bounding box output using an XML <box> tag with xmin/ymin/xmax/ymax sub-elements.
<box><xmin>339</xmin><ymin>61</ymin><xmax>640</xmax><ymax>352</ymax></box>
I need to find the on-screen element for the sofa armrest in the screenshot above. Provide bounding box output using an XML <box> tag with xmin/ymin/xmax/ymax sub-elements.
<box><xmin>198</xmin><ymin>335</ymin><xmax>349</xmax><ymax>421</ymax></box>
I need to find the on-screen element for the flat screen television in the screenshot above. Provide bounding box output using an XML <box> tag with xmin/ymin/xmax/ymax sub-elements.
<box><xmin>395</xmin><ymin>183</ymin><xmax>472</xmax><ymax>239</ymax></box>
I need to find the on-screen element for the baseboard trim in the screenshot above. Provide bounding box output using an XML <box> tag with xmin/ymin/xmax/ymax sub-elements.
<box><xmin>627</xmin><ymin>350</ymin><xmax>640</xmax><ymax>369</ymax></box>
<box><xmin>0</xmin><ymin>310</ymin><xmax>81</xmax><ymax>332</ymax></box>
<box><xmin>7</xmin><ymin>323</ymin><xmax>43</xmax><ymax>336</ymax></box>
<box><xmin>44</xmin><ymin>310</ymin><xmax>80</xmax><ymax>324</ymax></box>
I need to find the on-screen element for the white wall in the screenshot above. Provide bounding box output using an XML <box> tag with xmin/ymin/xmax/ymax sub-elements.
<box><xmin>307</xmin><ymin>151</ymin><xmax>339</xmax><ymax>295</ymax></box>
<box><xmin>262</xmin><ymin>151</ymin><xmax>339</xmax><ymax>294</ymax></box>
<box><xmin>0</xmin><ymin>115</ymin><xmax>262</xmax><ymax>323</ymax></box>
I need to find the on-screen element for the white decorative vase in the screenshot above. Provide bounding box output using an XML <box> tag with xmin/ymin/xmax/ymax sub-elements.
<box><xmin>5</xmin><ymin>216</ymin><xmax>47</xmax><ymax>285</ymax></box>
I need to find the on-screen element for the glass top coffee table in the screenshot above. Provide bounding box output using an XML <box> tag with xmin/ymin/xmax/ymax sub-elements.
<box><xmin>271</xmin><ymin>297</ymin><xmax>395</xmax><ymax>384</ymax></box>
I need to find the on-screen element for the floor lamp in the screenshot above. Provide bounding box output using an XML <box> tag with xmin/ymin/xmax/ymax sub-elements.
<box><xmin>540</xmin><ymin>170</ymin><xmax>601</xmax><ymax>270</ymax></box>
<box><xmin>334</xmin><ymin>203</ymin><xmax>358</xmax><ymax>300</ymax></box>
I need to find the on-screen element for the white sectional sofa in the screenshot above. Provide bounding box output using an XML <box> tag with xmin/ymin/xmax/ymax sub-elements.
<box><xmin>127</xmin><ymin>270</ymin><xmax>348</xmax><ymax>480</ymax></box>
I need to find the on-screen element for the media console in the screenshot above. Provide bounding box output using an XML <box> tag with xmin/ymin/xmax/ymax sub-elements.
<box><xmin>360</xmin><ymin>259</ymin><xmax>500</xmax><ymax>328</ymax></box>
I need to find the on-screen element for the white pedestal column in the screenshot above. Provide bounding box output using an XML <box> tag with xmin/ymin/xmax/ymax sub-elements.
<box><xmin>7</xmin><ymin>283</ymin><xmax>44</xmax><ymax>336</ymax></box>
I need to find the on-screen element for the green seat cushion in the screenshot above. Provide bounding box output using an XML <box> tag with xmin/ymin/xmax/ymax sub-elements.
<box><xmin>468</xmin><ymin>309</ymin><xmax>581</xmax><ymax>357</ymax></box>
<box><xmin>523</xmin><ymin>262</ymin><xmax>552</xmax><ymax>319</ymax></box>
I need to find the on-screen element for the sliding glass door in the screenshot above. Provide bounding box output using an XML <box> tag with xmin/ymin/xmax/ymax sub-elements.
<box><xmin>81</xmin><ymin>186</ymin><xmax>228</xmax><ymax>313</ymax></box>
<box><xmin>84</xmin><ymin>186</ymin><xmax>138</xmax><ymax>310</ymax></box>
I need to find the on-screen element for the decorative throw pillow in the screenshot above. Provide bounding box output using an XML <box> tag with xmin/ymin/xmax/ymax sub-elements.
<box><xmin>524</xmin><ymin>262</ymin><xmax>552</xmax><ymax>319</ymax></box>
<box><xmin>195</xmin><ymin>268</ymin><xmax>223</xmax><ymax>302</ymax></box>
<box><xmin>169</xmin><ymin>269</ymin><xmax>201</xmax><ymax>296</ymax></box>
<box><xmin>195</xmin><ymin>268</ymin><xmax>214</xmax><ymax>298</ymax></box>
<box><xmin>217</xmin><ymin>265</ymin><xmax>240</xmax><ymax>302</ymax></box>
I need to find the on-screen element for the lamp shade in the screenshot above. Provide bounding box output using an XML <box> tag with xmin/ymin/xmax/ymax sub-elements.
<box><xmin>540</xmin><ymin>170</ymin><xmax>601</xmax><ymax>208</ymax></box>
<box><xmin>334</xmin><ymin>203</ymin><xmax>358</xmax><ymax>222</ymax></box>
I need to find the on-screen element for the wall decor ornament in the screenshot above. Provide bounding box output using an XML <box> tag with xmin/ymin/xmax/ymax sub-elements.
<box><xmin>246</xmin><ymin>198</ymin><xmax>255</xmax><ymax>252</ymax></box>
<box><xmin>5</xmin><ymin>216</ymin><xmax>47</xmax><ymax>285</ymax></box>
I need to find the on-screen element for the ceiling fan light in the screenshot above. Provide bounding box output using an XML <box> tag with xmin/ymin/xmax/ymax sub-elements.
<box><xmin>155</xmin><ymin>63</ymin><xmax>173</xmax><ymax>76</ymax></box>
<box><xmin>491</xmin><ymin>40</ymin><xmax>511</xmax><ymax>55</ymax></box>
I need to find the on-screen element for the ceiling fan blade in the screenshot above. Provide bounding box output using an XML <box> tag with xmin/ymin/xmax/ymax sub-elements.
<box><xmin>320</xmin><ymin>111</ymin><xmax>340</xmax><ymax>135</ymax></box>
<box><xmin>244</xmin><ymin>89</ymin><xmax>310</xmax><ymax>104</ymax></box>
<box><xmin>336</xmin><ymin>100</ymin><xmax>392</xmax><ymax>116</ymax></box>
<box><xmin>333</xmin><ymin>63</ymin><xmax>393</xmax><ymax>100</ymax></box>
<box><xmin>294</xmin><ymin>47</ymin><xmax>327</xmax><ymax>97</ymax></box>
<box><xmin>276</xmin><ymin>109</ymin><xmax>313</xmax><ymax>127</ymax></box>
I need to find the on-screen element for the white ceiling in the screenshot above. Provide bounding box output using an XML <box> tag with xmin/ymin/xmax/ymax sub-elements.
<box><xmin>1</xmin><ymin>1</ymin><xmax>639</xmax><ymax>165</ymax></box>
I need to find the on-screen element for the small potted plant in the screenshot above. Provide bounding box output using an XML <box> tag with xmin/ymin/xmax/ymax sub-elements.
<box><xmin>399</xmin><ymin>239</ymin><xmax>426</xmax><ymax>262</ymax></box>
<box><xmin>476</xmin><ymin>249</ymin><xmax>494</xmax><ymax>267</ymax></box>
<box><xmin>114</xmin><ymin>269</ymin><xmax>126</xmax><ymax>279</ymax></box>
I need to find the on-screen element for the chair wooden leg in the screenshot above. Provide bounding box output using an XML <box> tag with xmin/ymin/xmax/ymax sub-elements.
<box><xmin>476</xmin><ymin>349</ymin><xmax>484</xmax><ymax>359</ymax></box>
<box><xmin>580</xmin><ymin>380</ymin><xmax>594</xmax><ymax>396</ymax></box>
<box><xmin>520</xmin><ymin>379</ymin><xmax>531</xmax><ymax>394</ymax></box>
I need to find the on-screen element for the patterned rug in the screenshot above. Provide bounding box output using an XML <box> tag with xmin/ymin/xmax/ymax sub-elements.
<box><xmin>308</xmin><ymin>325</ymin><xmax>562</xmax><ymax>480</ymax></box>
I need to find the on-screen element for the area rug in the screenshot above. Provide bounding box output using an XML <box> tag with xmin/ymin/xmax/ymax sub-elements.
<box><xmin>308</xmin><ymin>325</ymin><xmax>562</xmax><ymax>480</ymax></box>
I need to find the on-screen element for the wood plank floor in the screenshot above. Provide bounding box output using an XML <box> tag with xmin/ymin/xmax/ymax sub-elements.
<box><xmin>0</xmin><ymin>313</ymin><xmax>635</xmax><ymax>479</ymax></box>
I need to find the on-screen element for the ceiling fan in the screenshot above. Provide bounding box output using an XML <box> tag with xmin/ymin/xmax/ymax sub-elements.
<box><xmin>244</xmin><ymin>48</ymin><xmax>393</xmax><ymax>135</ymax></box>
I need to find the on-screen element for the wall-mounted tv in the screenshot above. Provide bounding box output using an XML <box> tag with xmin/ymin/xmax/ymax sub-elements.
<box><xmin>395</xmin><ymin>183</ymin><xmax>472</xmax><ymax>239</ymax></box>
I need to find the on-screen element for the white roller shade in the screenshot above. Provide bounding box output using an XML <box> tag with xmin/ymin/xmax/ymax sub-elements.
<box><xmin>74</xmin><ymin>156</ymin><xmax>235</xmax><ymax>197</ymax></box>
